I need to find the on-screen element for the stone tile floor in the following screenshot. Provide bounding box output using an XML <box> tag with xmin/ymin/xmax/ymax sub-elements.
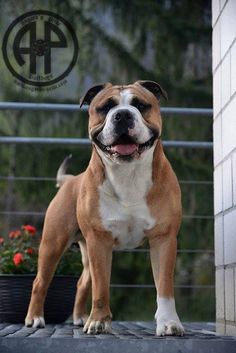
<box><xmin>0</xmin><ymin>321</ymin><xmax>236</xmax><ymax>353</ymax></box>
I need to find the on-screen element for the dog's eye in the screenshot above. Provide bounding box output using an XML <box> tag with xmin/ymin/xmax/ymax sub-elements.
<box><xmin>136</xmin><ymin>103</ymin><xmax>149</xmax><ymax>111</ymax></box>
<box><xmin>96</xmin><ymin>100</ymin><xmax>117</xmax><ymax>115</ymax></box>
<box><xmin>131</xmin><ymin>98</ymin><xmax>151</xmax><ymax>113</ymax></box>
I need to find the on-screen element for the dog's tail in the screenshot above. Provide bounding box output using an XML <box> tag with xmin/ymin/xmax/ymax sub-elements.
<box><xmin>56</xmin><ymin>154</ymin><xmax>74</xmax><ymax>188</ymax></box>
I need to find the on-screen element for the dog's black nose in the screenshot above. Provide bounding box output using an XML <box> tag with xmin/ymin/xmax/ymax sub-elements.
<box><xmin>114</xmin><ymin>110</ymin><xmax>133</xmax><ymax>122</ymax></box>
<box><xmin>113</xmin><ymin>110</ymin><xmax>135</xmax><ymax>135</ymax></box>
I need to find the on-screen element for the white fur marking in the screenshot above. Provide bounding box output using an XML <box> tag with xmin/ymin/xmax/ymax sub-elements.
<box><xmin>32</xmin><ymin>316</ymin><xmax>45</xmax><ymax>328</ymax></box>
<box><xmin>99</xmin><ymin>146</ymin><xmax>156</xmax><ymax>250</ymax></box>
<box><xmin>73</xmin><ymin>314</ymin><xmax>88</xmax><ymax>327</ymax></box>
<box><xmin>119</xmin><ymin>89</ymin><xmax>133</xmax><ymax>105</ymax></box>
<box><xmin>155</xmin><ymin>297</ymin><xmax>184</xmax><ymax>336</ymax></box>
<box><xmin>84</xmin><ymin>319</ymin><xmax>112</xmax><ymax>334</ymax></box>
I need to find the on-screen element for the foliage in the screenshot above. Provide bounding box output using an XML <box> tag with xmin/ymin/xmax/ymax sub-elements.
<box><xmin>0</xmin><ymin>225</ymin><xmax>81</xmax><ymax>275</ymax></box>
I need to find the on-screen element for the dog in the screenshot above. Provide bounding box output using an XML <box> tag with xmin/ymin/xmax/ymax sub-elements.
<box><xmin>25</xmin><ymin>80</ymin><xmax>184</xmax><ymax>336</ymax></box>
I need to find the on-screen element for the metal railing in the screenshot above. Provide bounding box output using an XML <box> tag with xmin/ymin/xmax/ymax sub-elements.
<box><xmin>0</xmin><ymin>102</ymin><xmax>213</xmax><ymax>149</ymax></box>
<box><xmin>0</xmin><ymin>102</ymin><xmax>214</xmax><ymax>290</ymax></box>
<box><xmin>0</xmin><ymin>101</ymin><xmax>213</xmax><ymax>115</ymax></box>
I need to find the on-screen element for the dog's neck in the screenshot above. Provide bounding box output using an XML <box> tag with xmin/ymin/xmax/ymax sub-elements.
<box><xmin>95</xmin><ymin>145</ymin><xmax>156</xmax><ymax>205</ymax></box>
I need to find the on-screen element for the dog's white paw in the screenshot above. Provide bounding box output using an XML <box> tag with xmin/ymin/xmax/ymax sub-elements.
<box><xmin>25</xmin><ymin>316</ymin><xmax>45</xmax><ymax>328</ymax></box>
<box><xmin>83</xmin><ymin>319</ymin><xmax>112</xmax><ymax>334</ymax></box>
<box><xmin>156</xmin><ymin>319</ymin><xmax>184</xmax><ymax>336</ymax></box>
<box><xmin>155</xmin><ymin>297</ymin><xmax>184</xmax><ymax>336</ymax></box>
<box><xmin>73</xmin><ymin>314</ymin><xmax>89</xmax><ymax>327</ymax></box>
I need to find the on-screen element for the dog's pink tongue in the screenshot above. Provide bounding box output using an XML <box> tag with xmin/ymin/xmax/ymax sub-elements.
<box><xmin>111</xmin><ymin>144</ymin><xmax>138</xmax><ymax>155</ymax></box>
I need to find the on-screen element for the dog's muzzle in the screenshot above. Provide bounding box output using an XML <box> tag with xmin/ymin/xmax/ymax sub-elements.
<box><xmin>91</xmin><ymin>106</ymin><xmax>159</xmax><ymax>159</ymax></box>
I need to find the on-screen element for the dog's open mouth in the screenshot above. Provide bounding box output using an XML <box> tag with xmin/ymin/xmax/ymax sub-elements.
<box><xmin>95</xmin><ymin>133</ymin><xmax>157</xmax><ymax>157</ymax></box>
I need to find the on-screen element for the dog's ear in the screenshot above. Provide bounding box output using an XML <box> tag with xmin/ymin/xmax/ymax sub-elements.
<box><xmin>80</xmin><ymin>83</ymin><xmax>111</xmax><ymax>108</ymax></box>
<box><xmin>136</xmin><ymin>80</ymin><xmax>168</xmax><ymax>101</ymax></box>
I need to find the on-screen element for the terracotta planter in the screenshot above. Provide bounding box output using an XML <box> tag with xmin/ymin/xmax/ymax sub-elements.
<box><xmin>0</xmin><ymin>274</ymin><xmax>78</xmax><ymax>323</ymax></box>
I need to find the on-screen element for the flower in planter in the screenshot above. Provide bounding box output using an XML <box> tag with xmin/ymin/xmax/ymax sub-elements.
<box><xmin>25</xmin><ymin>248</ymin><xmax>33</xmax><ymax>255</ymax></box>
<box><xmin>22</xmin><ymin>225</ymin><xmax>36</xmax><ymax>235</ymax></box>
<box><xmin>9</xmin><ymin>230</ymin><xmax>21</xmax><ymax>239</ymax></box>
<box><xmin>13</xmin><ymin>253</ymin><xmax>24</xmax><ymax>266</ymax></box>
<box><xmin>0</xmin><ymin>225</ymin><xmax>82</xmax><ymax>275</ymax></box>
<box><xmin>0</xmin><ymin>226</ymin><xmax>38</xmax><ymax>274</ymax></box>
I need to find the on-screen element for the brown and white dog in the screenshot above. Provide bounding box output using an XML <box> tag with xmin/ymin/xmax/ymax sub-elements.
<box><xmin>25</xmin><ymin>80</ymin><xmax>184</xmax><ymax>336</ymax></box>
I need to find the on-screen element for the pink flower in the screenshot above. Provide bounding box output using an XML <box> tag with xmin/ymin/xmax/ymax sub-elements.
<box><xmin>0</xmin><ymin>237</ymin><xmax>4</xmax><ymax>244</ymax></box>
<box><xmin>9</xmin><ymin>230</ymin><xmax>21</xmax><ymax>239</ymax></box>
<box><xmin>25</xmin><ymin>248</ymin><xmax>33</xmax><ymax>255</ymax></box>
<box><xmin>22</xmin><ymin>225</ymin><xmax>36</xmax><ymax>235</ymax></box>
<box><xmin>13</xmin><ymin>253</ymin><xmax>24</xmax><ymax>266</ymax></box>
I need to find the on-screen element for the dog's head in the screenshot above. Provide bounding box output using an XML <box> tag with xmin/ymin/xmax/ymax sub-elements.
<box><xmin>80</xmin><ymin>80</ymin><xmax>167</xmax><ymax>163</ymax></box>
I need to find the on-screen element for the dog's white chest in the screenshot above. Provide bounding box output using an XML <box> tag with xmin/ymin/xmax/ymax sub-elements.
<box><xmin>99</xmin><ymin>195</ymin><xmax>155</xmax><ymax>249</ymax></box>
<box><xmin>98</xmin><ymin>153</ymin><xmax>156</xmax><ymax>250</ymax></box>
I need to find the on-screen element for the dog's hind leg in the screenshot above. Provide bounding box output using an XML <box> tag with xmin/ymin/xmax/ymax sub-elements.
<box><xmin>73</xmin><ymin>240</ymin><xmax>91</xmax><ymax>326</ymax></box>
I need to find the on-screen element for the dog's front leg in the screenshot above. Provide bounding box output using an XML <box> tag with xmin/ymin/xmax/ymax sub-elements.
<box><xmin>149</xmin><ymin>231</ymin><xmax>184</xmax><ymax>336</ymax></box>
<box><xmin>83</xmin><ymin>231</ymin><xmax>113</xmax><ymax>334</ymax></box>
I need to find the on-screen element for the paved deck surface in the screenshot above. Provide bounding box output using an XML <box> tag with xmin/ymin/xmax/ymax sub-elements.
<box><xmin>0</xmin><ymin>321</ymin><xmax>236</xmax><ymax>353</ymax></box>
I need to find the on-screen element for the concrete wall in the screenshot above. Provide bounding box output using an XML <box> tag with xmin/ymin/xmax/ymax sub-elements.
<box><xmin>212</xmin><ymin>0</ymin><xmax>236</xmax><ymax>336</ymax></box>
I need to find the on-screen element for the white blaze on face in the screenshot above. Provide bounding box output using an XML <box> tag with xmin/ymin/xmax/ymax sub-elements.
<box><xmin>119</xmin><ymin>89</ymin><xmax>133</xmax><ymax>105</ymax></box>
<box><xmin>98</xmin><ymin>89</ymin><xmax>152</xmax><ymax>146</ymax></box>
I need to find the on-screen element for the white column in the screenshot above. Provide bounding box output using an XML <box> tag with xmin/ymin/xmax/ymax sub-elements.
<box><xmin>212</xmin><ymin>0</ymin><xmax>236</xmax><ymax>336</ymax></box>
